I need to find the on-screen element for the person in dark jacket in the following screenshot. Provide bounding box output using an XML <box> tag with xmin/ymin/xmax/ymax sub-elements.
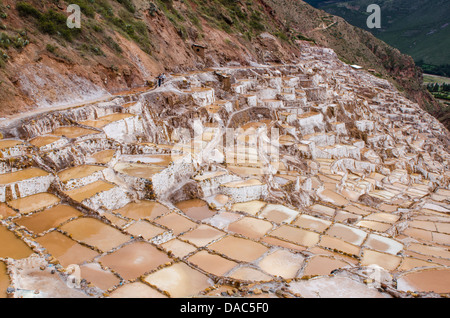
<box><xmin>157</xmin><ymin>74</ymin><xmax>162</xmax><ymax>87</ymax></box>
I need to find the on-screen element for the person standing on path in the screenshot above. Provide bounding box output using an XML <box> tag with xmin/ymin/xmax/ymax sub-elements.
<box><xmin>156</xmin><ymin>74</ymin><xmax>162</xmax><ymax>87</ymax></box>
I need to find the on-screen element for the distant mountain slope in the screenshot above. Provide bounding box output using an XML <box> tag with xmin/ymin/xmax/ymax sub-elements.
<box><xmin>263</xmin><ymin>0</ymin><xmax>444</xmax><ymax>126</ymax></box>
<box><xmin>304</xmin><ymin>0</ymin><xmax>450</xmax><ymax>76</ymax></box>
<box><xmin>0</xmin><ymin>0</ymin><xmax>446</xmax><ymax>128</ymax></box>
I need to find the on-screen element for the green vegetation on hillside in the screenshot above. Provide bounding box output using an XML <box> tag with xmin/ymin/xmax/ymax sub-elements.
<box><xmin>304</xmin><ymin>0</ymin><xmax>450</xmax><ymax>77</ymax></box>
<box><xmin>426</xmin><ymin>82</ymin><xmax>450</xmax><ymax>101</ymax></box>
<box><xmin>10</xmin><ymin>0</ymin><xmax>294</xmax><ymax>58</ymax></box>
<box><xmin>14</xmin><ymin>0</ymin><xmax>151</xmax><ymax>55</ymax></box>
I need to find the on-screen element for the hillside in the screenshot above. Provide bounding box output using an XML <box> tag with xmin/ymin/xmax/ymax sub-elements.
<box><xmin>0</xmin><ymin>0</ymin><xmax>297</xmax><ymax>114</ymax></box>
<box><xmin>303</xmin><ymin>0</ymin><xmax>450</xmax><ymax>77</ymax></box>
<box><xmin>263</xmin><ymin>0</ymin><xmax>446</xmax><ymax>127</ymax></box>
<box><xmin>0</xmin><ymin>0</ymin><xmax>449</xmax><ymax>300</ymax></box>
<box><xmin>0</xmin><ymin>0</ymin><xmax>445</xmax><ymax>128</ymax></box>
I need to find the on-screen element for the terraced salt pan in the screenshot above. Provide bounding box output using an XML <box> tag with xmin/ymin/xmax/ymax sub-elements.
<box><xmin>422</xmin><ymin>202</ymin><xmax>450</xmax><ymax>213</ymax></box>
<box><xmin>188</xmin><ymin>250</ymin><xmax>238</xmax><ymax>276</ymax></box>
<box><xmin>0</xmin><ymin>139</ymin><xmax>27</xmax><ymax>157</ymax></box>
<box><xmin>161</xmin><ymin>239</ymin><xmax>197</xmax><ymax>259</ymax></box>
<box><xmin>403</xmin><ymin>227</ymin><xmax>433</xmax><ymax>242</ymax></box>
<box><xmin>0</xmin><ymin>261</ymin><xmax>9</xmax><ymax>298</ymax></box>
<box><xmin>60</xmin><ymin>217</ymin><xmax>130</xmax><ymax>252</ymax></box>
<box><xmin>227</xmin><ymin>266</ymin><xmax>273</xmax><ymax>282</ymax></box>
<box><xmin>279</xmin><ymin>134</ymin><xmax>296</xmax><ymax>147</ymax></box>
<box><xmin>99</xmin><ymin>241</ymin><xmax>171</xmax><ymax>280</ymax></box>
<box><xmin>119</xmin><ymin>154</ymin><xmax>173</xmax><ymax>166</ymax></box>
<box><xmin>227</xmin><ymin>166</ymin><xmax>268</xmax><ymax>177</ymax></box>
<box><xmin>0</xmin><ymin>139</ymin><xmax>23</xmax><ymax>150</ymax></box>
<box><xmin>205</xmin><ymin>104</ymin><xmax>221</xmax><ymax>114</ymax></box>
<box><xmin>80</xmin><ymin>262</ymin><xmax>120</xmax><ymax>291</ymax></box>
<box><xmin>293</xmin><ymin>214</ymin><xmax>331</xmax><ymax>233</ymax></box>
<box><xmin>0</xmin><ymin>202</ymin><xmax>16</xmax><ymax>218</ymax></box>
<box><xmin>35</xmin><ymin>231</ymin><xmax>98</xmax><ymax>267</ymax></box>
<box><xmin>113</xmin><ymin>162</ymin><xmax>166</xmax><ymax>179</ymax></box>
<box><xmin>363</xmin><ymin>234</ymin><xmax>403</xmax><ymax>255</ymax></box>
<box><xmin>257</xmin><ymin>249</ymin><xmax>304</xmax><ymax>279</ymax></box>
<box><xmin>432</xmin><ymin>188</ymin><xmax>450</xmax><ymax>202</ymax></box>
<box><xmin>7</xmin><ymin>193</ymin><xmax>60</xmax><ymax>214</ymax></box>
<box><xmin>343</xmin><ymin>204</ymin><xmax>372</xmax><ymax>216</ymax></box>
<box><xmin>356</xmin><ymin>220</ymin><xmax>391</xmax><ymax>232</ymax></box>
<box><xmin>125</xmin><ymin>220</ymin><xmax>166</xmax><ymax>241</ymax></box>
<box><xmin>155</xmin><ymin>212</ymin><xmax>197</xmax><ymax>236</ymax></box>
<box><xmin>326</xmin><ymin>223</ymin><xmax>367</xmax><ymax>246</ymax></box>
<box><xmin>80</xmin><ymin>113</ymin><xmax>134</xmax><ymax>128</ymax></box>
<box><xmin>63</xmin><ymin>180</ymin><xmax>130</xmax><ymax>211</ymax></box>
<box><xmin>91</xmin><ymin>149</ymin><xmax>116</xmax><ymax>164</ymax></box>
<box><xmin>185</xmin><ymin>87</ymin><xmax>215</xmax><ymax>106</ymax></box>
<box><xmin>317</xmin><ymin>188</ymin><xmax>349</xmax><ymax>206</ymax></box>
<box><xmin>408</xmin><ymin>220</ymin><xmax>436</xmax><ymax>231</ymax></box>
<box><xmin>205</xmin><ymin>194</ymin><xmax>229</xmax><ymax>208</ymax></box>
<box><xmin>269</xmin><ymin>225</ymin><xmax>320</xmax><ymax>248</ymax></box>
<box><xmin>57</xmin><ymin>165</ymin><xmax>106</xmax><ymax>183</ymax></box>
<box><xmin>193</xmin><ymin>170</ymin><xmax>227</xmax><ymax>182</ymax></box>
<box><xmin>397</xmin><ymin>257</ymin><xmax>438</xmax><ymax>272</ymax></box>
<box><xmin>206</xmin><ymin>211</ymin><xmax>241</xmax><ymax>230</ymax></box>
<box><xmin>220</xmin><ymin>179</ymin><xmax>268</xmax><ymax>203</ymax></box>
<box><xmin>57</xmin><ymin>165</ymin><xmax>106</xmax><ymax>190</ymax></box>
<box><xmin>227</xmin><ymin>216</ymin><xmax>273</xmax><ymax>239</ymax></box>
<box><xmin>364</xmin><ymin>212</ymin><xmax>400</xmax><ymax>224</ymax></box>
<box><xmin>309</xmin><ymin>204</ymin><xmax>335</xmax><ymax>218</ymax></box>
<box><xmin>113</xmin><ymin>200</ymin><xmax>170</xmax><ymax>221</ymax></box>
<box><xmin>109</xmin><ymin>282</ymin><xmax>166</xmax><ymax>298</ymax></box>
<box><xmin>3</xmin><ymin>61</ymin><xmax>450</xmax><ymax>298</ymax></box>
<box><xmin>103</xmin><ymin>213</ymin><xmax>128</xmax><ymax>228</ymax></box>
<box><xmin>0</xmin><ymin>224</ymin><xmax>34</xmax><ymax>259</ymax></box>
<box><xmin>259</xmin><ymin>204</ymin><xmax>299</xmax><ymax>223</ymax></box>
<box><xmin>193</xmin><ymin>170</ymin><xmax>239</xmax><ymax>197</ymax></box>
<box><xmin>230</xmin><ymin>200</ymin><xmax>267</xmax><ymax>216</ymax></box>
<box><xmin>208</xmin><ymin>236</ymin><xmax>269</xmax><ymax>262</ymax></box>
<box><xmin>334</xmin><ymin>210</ymin><xmax>361</xmax><ymax>223</ymax></box>
<box><xmin>0</xmin><ymin>167</ymin><xmax>52</xmax><ymax>202</ymax></box>
<box><xmin>51</xmin><ymin>126</ymin><xmax>100</xmax><ymax>139</ymax></box>
<box><xmin>407</xmin><ymin>242</ymin><xmax>450</xmax><ymax>260</ymax></box>
<box><xmin>397</xmin><ymin>268</ymin><xmax>450</xmax><ymax>293</ymax></box>
<box><xmin>179</xmin><ymin>224</ymin><xmax>225</xmax><ymax>247</ymax></box>
<box><xmin>213</xmin><ymin>99</ymin><xmax>233</xmax><ymax>112</ymax></box>
<box><xmin>302</xmin><ymin>255</ymin><xmax>350</xmax><ymax>276</ymax></box>
<box><xmin>361</xmin><ymin>249</ymin><xmax>401</xmax><ymax>271</ymax></box>
<box><xmin>144</xmin><ymin>262</ymin><xmax>212</xmax><ymax>298</ymax></box>
<box><xmin>226</xmin><ymin>150</ymin><xmax>260</xmax><ymax>164</ymax></box>
<box><xmin>368</xmin><ymin>190</ymin><xmax>397</xmax><ymax>202</ymax></box>
<box><xmin>29</xmin><ymin>136</ymin><xmax>67</xmax><ymax>151</ymax></box>
<box><xmin>318</xmin><ymin>235</ymin><xmax>360</xmax><ymax>256</ymax></box>
<box><xmin>175</xmin><ymin>199</ymin><xmax>217</xmax><ymax>222</ymax></box>
<box><xmin>63</xmin><ymin>180</ymin><xmax>114</xmax><ymax>202</ymax></box>
<box><xmin>15</xmin><ymin>204</ymin><xmax>81</xmax><ymax>235</ymax></box>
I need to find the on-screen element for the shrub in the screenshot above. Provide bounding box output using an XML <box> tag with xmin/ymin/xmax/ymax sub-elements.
<box><xmin>0</xmin><ymin>32</ymin><xmax>29</xmax><ymax>49</ymax></box>
<box><xmin>249</xmin><ymin>12</ymin><xmax>265</xmax><ymax>32</ymax></box>
<box><xmin>274</xmin><ymin>31</ymin><xmax>289</xmax><ymax>42</ymax></box>
<box><xmin>16</xmin><ymin>2</ymin><xmax>42</xmax><ymax>19</ymax></box>
<box><xmin>105</xmin><ymin>35</ymin><xmax>122</xmax><ymax>53</ymax></box>
<box><xmin>90</xmin><ymin>45</ymin><xmax>104</xmax><ymax>56</ymax></box>
<box><xmin>116</xmin><ymin>0</ymin><xmax>135</xmax><ymax>13</ymax></box>
<box><xmin>38</xmin><ymin>9</ymin><xmax>67</xmax><ymax>35</ymax></box>
<box><xmin>70</xmin><ymin>0</ymin><xmax>95</xmax><ymax>18</ymax></box>
<box><xmin>92</xmin><ymin>24</ymin><xmax>104</xmax><ymax>33</ymax></box>
<box><xmin>46</xmin><ymin>43</ymin><xmax>57</xmax><ymax>53</ymax></box>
